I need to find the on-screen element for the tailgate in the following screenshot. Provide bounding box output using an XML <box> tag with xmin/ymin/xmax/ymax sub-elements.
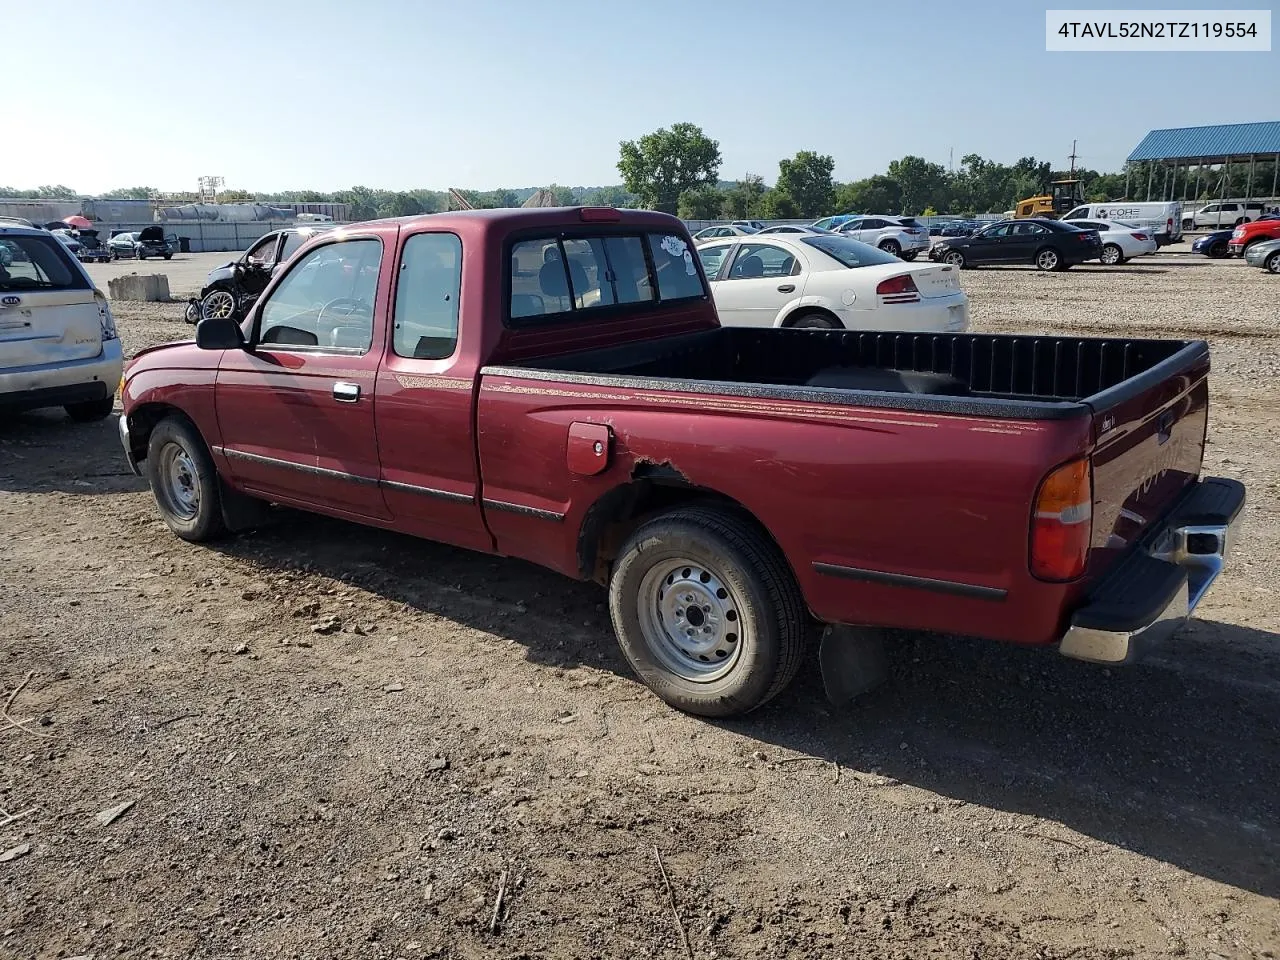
<box><xmin>1087</xmin><ymin>346</ymin><xmax>1210</xmax><ymax>575</ymax></box>
<box><xmin>0</xmin><ymin>290</ymin><xmax>104</xmax><ymax>369</ymax></box>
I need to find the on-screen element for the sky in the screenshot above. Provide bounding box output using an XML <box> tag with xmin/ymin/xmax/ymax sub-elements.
<box><xmin>5</xmin><ymin>0</ymin><xmax>1277</xmax><ymax>194</ymax></box>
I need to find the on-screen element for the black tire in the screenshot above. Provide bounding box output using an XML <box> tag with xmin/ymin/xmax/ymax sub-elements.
<box><xmin>878</xmin><ymin>239</ymin><xmax>902</xmax><ymax>257</ymax></box>
<box><xmin>144</xmin><ymin>416</ymin><xmax>227</xmax><ymax>542</ymax></box>
<box><xmin>608</xmin><ymin>505</ymin><xmax>808</xmax><ymax>718</ymax></box>
<box><xmin>943</xmin><ymin>250</ymin><xmax>965</xmax><ymax>268</ymax></box>
<box><xmin>1267</xmin><ymin>251</ymin><xmax>1280</xmax><ymax>274</ymax></box>
<box><xmin>137</xmin><ymin>252</ymin><xmax>146</xmax><ymax>261</ymax></box>
<box><xmin>1182</xmin><ymin>218</ymin><xmax>1194</xmax><ymax>231</ymax></box>
<box><xmin>1099</xmin><ymin>243</ymin><xmax>1123</xmax><ymax>266</ymax></box>
<box><xmin>64</xmin><ymin>397</ymin><xmax>115</xmax><ymax>422</ymax></box>
<box><xmin>899</xmin><ymin>250</ymin><xmax>918</xmax><ymax>261</ymax></box>
<box><xmin>163</xmin><ymin>253</ymin><xmax>173</xmax><ymax>261</ymax></box>
<box><xmin>1234</xmin><ymin>217</ymin><xmax>1246</xmax><ymax>226</ymax></box>
<box><xmin>110</xmin><ymin>251</ymin><xmax>119</xmax><ymax>261</ymax></box>
<box><xmin>1035</xmin><ymin>246</ymin><xmax>1063</xmax><ymax>271</ymax></box>
<box><xmin>1209</xmin><ymin>241</ymin><xmax>1229</xmax><ymax>258</ymax></box>
<box><xmin>789</xmin><ymin>311</ymin><xmax>842</xmax><ymax>330</ymax></box>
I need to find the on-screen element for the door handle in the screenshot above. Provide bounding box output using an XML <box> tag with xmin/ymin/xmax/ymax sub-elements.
<box><xmin>777</xmin><ymin>283</ymin><xmax>796</xmax><ymax>293</ymax></box>
<box><xmin>333</xmin><ymin>381</ymin><xmax>360</xmax><ymax>403</ymax></box>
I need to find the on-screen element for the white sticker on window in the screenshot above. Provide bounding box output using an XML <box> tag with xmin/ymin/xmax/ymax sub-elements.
<box><xmin>683</xmin><ymin>250</ymin><xmax>696</xmax><ymax>275</ymax></box>
<box><xmin>660</xmin><ymin>235</ymin><xmax>687</xmax><ymax>258</ymax></box>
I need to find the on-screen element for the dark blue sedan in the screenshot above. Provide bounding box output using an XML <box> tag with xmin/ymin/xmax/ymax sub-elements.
<box><xmin>1191</xmin><ymin>229</ymin><xmax>1234</xmax><ymax>258</ymax></box>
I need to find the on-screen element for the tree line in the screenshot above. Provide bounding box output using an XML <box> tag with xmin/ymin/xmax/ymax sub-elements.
<box><xmin>616</xmin><ymin>123</ymin><xmax>1280</xmax><ymax>220</ymax></box>
<box><xmin>5</xmin><ymin>127</ymin><xmax>1277</xmax><ymax>222</ymax></box>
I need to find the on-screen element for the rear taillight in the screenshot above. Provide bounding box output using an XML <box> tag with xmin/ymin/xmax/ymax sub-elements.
<box><xmin>903</xmin><ymin>228</ymin><xmax>922</xmax><ymax>235</ymax></box>
<box><xmin>1132</xmin><ymin>232</ymin><xmax>1149</xmax><ymax>241</ymax></box>
<box><xmin>875</xmin><ymin>274</ymin><xmax>920</xmax><ymax>303</ymax></box>
<box><xmin>94</xmin><ymin>288</ymin><xmax>118</xmax><ymax>341</ymax></box>
<box><xmin>1167</xmin><ymin>217</ymin><xmax>1173</xmax><ymax>232</ymax></box>
<box><xmin>1030</xmin><ymin>458</ymin><xmax>1092</xmax><ymax>581</ymax></box>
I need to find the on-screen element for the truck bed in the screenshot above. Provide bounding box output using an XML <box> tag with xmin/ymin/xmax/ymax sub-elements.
<box><xmin>494</xmin><ymin>328</ymin><xmax>1206</xmax><ymax>421</ymax></box>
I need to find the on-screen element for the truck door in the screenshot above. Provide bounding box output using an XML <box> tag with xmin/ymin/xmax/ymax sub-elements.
<box><xmin>214</xmin><ymin>234</ymin><xmax>390</xmax><ymax>519</ymax></box>
<box><xmin>373</xmin><ymin>230</ymin><xmax>491</xmax><ymax>552</ymax></box>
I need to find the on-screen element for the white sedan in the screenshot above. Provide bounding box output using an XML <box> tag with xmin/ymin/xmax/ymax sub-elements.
<box><xmin>695</xmin><ymin>233</ymin><xmax>968</xmax><ymax>332</ymax></box>
<box><xmin>692</xmin><ymin>224</ymin><xmax>758</xmax><ymax>244</ymax></box>
<box><xmin>1062</xmin><ymin>218</ymin><xmax>1158</xmax><ymax>265</ymax></box>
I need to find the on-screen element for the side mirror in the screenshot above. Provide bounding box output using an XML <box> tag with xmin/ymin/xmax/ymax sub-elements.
<box><xmin>195</xmin><ymin>316</ymin><xmax>245</xmax><ymax>350</ymax></box>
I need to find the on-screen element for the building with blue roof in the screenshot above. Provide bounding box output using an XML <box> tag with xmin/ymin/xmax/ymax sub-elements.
<box><xmin>1124</xmin><ymin>122</ymin><xmax>1280</xmax><ymax>204</ymax></box>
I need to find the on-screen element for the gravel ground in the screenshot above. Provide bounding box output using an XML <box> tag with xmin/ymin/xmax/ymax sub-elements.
<box><xmin>1</xmin><ymin>245</ymin><xmax>1277</xmax><ymax>959</ymax></box>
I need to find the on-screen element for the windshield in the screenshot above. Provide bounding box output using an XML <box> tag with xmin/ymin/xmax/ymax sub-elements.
<box><xmin>0</xmin><ymin>235</ymin><xmax>88</xmax><ymax>291</ymax></box>
<box><xmin>801</xmin><ymin>234</ymin><xmax>902</xmax><ymax>268</ymax></box>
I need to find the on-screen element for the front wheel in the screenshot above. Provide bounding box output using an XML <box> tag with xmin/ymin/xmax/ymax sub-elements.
<box><xmin>200</xmin><ymin>288</ymin><xmax>238</xmax><ymax>321</ymax></box>
<box><xmin>608</xmin><ymin>505</ymin><xmax>808</xmax><ymax>718</ymax></box>
<box><xmin>878</xmin><ymin>239</ymin><xmax>902</xmax><ymax>257</ymax></box>
<box><xmin>1267</xmin><ymin>251</ymin><xmax>1280</xmax><ymax>274</ymax></box>
<box><xmin>899</xmin><ymin>250</ymin><xmax>918</xmax><ymax>262</ymax></box>
<box><xmin>64</xmin><ymin>397</ymin><xmax>115</xmax><ymax>422</ymax></box>
<box><xmin>110</xmin><ymin>251</ymin><xmax>119</xmax><ymax>261</ymax></box>
<box><xmin>1209</xmin><ymin>241</ymin><xmax>1229</xmax><ymax>258</ymax></box>
<box><xmin>163</xmin><ymin>253</ymin><xmax>173</xmax><ymax>261</ymax></box>
<box><xmin>144</xmin><ymin>416</ymin><xmax>227</xmax><ymax>542</ymax></box>
<box><xmin>1035</xmin><ymin>247</ymin><xmax>1062</xmax><ymax>271</ymax></box>
<box><xmin>943</xmin><ymin>250</ymin><xmax>965</xmax><ymax>268</ymax></box>
<box><xmin>1099</xmin><ymin>243</ymin><xmax>1123</xmax><ymax>266</ymax></box>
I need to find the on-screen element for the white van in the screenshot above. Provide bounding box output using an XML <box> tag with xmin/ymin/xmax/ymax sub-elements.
<box><xmin>1062</xmin><ymin>202</ymin><xmax>1182</xmax><ymax>246</ymax></box>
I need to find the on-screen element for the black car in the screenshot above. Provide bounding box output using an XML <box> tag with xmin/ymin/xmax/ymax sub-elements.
<box><xmin>185</xmin><ymin>225</ymin><xmax>333</xmax><ymax>322</ymax></box>
<box><xmin>928</xmin><ymin>218</ymin><xmax>1102</xmax><ymax>271</ymax></box>
<box><xmin>940</xmin><ymin>219</ymin><xmax>983</xmax><ymax>237</ymax></box>
<box><xmin>135</xmin><ymin>225</ymin><xmax>178</xmax><ymax>260</ymax></box>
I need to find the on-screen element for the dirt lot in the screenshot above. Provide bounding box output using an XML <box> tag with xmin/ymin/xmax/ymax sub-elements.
<box><xmin>2</xmin><ymin>247</ymin><xmax>1278</xmax><ymax>959</ymax></box>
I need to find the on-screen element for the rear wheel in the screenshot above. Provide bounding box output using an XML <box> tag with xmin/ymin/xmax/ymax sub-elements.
<box><xmin>1035</xmin><ymin>247</ymin><xmax>1062</xmax><ymax>271</ymax></box>
<box><xmin>110</xmin><ymin>250</ymin><xmax>119</xmax><ymax>261</ymax></box>
<box><xmin>878</xmin><ymin>239</ymin><xmax>902</xmax><ymax>257</ymax></box>
<box><xmin>1182</xmin><ymin>218</ymin><xmax>1194</xmax><ymax>231</ymax></box>
<box><xmin>900</xmin><ymin>250</ymin><xmax>918</xmax><ymax>261</ymax></box>
<box><xmin>1266</xmin><ymin>251</ymin><xmax>1280</xmax><ymax>274</ymax></box>
<box><xmin>943</xmin><ymin>250</ymin><xmax>965</xmax><ymax>268</ymax></box>
<box><xmin>789</xmin><ymin>311</ymin><xmax>841</xmax><ymax>330</ymax></box>
<box><xmin>1234</xmin><ymin>217</ymin><xmax>1246</xmax><ymax>226</ymax></box>
<box><xmin>1099</xmin><ymin>243</ymin><xmax>1123</xmax><ymax>266</ymax></box>
<box><xmin>144</xmin><ymin>416</ymin><xmax>227</xmax><ymax>542</ymax></box>
<box><xmin>163</xmin><ymin>253</ymin><xmax>173</xmax><ymax>261</ymax></box>
<box><xmin>608</xmin><ymin>505</ymin><xmax>808</xmax><ymax>717</ymax></box>
<box><xmin>64</xmin><ymin>397</ymin><xmax>115</xmax><ymax>422</ymax></box>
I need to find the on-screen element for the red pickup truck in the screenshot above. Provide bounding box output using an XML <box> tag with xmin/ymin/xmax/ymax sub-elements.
<box><xmin>119</xmin><ymin>207</ymin><xmax>1246</xmax><ymax>718</ymax></box>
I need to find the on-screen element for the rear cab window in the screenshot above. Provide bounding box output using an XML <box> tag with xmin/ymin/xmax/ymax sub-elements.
<box><xmin>508</xmin><ymin>229</ymin><xmax>706</xmax><ymax>323</ymax></box>
<box><xmin>0</xmin><ymin>234</ymin><xmax>89</xmax><ymax>292</ymax></box>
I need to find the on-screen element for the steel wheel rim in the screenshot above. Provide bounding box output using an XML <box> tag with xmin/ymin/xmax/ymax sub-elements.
<box><xmin>637</xmin><ymin>558</ymin><xmax>746</xmax><ymax>683</ymax></box>
<box><xmin>1269</xmin><ymin>254</ymin><xmax>1280</xmax><ymax>274</ymax></box>
<box><xmin>1038</xmin><ymin>250</ymin><xmax>1058</xmax><ymax>269</ymax></box>
<box><xmin>203</xmin><ymin>291</ymin><xmax>236</xmax><ymax>320</ymax></box>
<box><xmin>1101</xmin><ymin>246</ymin><xmax>1120</xmax><ymax>265</ymax></box>
<box><xmin>157</xmin><ymin>441</ymin><xmax>200</xmax><ymax>520</ymax></box>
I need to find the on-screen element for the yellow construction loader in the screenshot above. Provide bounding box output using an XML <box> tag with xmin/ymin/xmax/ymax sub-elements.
<box><xmin>1012</xmin><ymin>180</ymin><xmax>1083</xmax><ymax>219</ymax></box>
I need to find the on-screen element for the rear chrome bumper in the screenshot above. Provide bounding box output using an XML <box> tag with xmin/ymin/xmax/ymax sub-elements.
<box><xmin>1058</xmin><ymin>477</ymin><xmax>1246</xmax><ymax>665</ymax></box>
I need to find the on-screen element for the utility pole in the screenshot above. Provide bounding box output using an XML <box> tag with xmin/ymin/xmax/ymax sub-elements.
<box><xmin>1068</xmin><ymin>139</ymin><xmax>1079</xmax><ymax>176</ymax></box>
<box><xmin>949</xmin><ymin>147</ymin><xmax>954</xmax><ymax>175</ymax></box>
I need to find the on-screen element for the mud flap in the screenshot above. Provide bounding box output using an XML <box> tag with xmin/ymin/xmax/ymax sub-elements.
<box><xmin>819</xmin><ymin>625</ymin><xmax>888</xmax><ymax>708</ymax></box>
<box><xmin>219</xmin><ymin>479</ymin><xmax>274</xmax><ymax>533</ymax></box>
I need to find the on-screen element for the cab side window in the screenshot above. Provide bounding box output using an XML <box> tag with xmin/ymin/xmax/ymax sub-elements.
<box><xmin>246</xmin><ymin>234</ymin><xmax>279</xmax><ymax>266</ymax></box>
<box><xmin>393</xmin><ymin>233</ymin><xmax>462</xmax><ymax>360</ymax></box>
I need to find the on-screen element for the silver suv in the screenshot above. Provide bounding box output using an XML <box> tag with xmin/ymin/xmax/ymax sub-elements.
<box><xmin>0</xmin><ymin>225</ymin><xmax>122</xmax><ymax>421</ymax></box>
<box><xmin>837</xmin><ymin>215</ymin><xmax>931</xmax><ymax>260</ymax></box>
